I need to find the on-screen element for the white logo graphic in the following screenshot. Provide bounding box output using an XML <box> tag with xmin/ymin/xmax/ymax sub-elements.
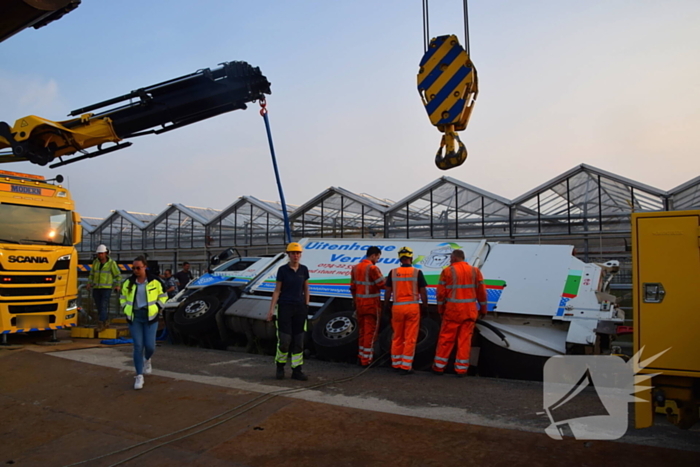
<box><xmin>540</xmin><ymin>348</ymin><xmax>668</xmax><ymax>440</ymax></box>
<box><xmin>422</xmin><ymin>243</ymin><xmax>458</xmax><ymax>269</ymax></box>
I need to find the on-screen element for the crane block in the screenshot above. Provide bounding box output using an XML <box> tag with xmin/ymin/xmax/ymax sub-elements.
<box><xmin>417</xmin><ymin>34</ymin><xmax>478</xmax><ymax>170</ymax></box>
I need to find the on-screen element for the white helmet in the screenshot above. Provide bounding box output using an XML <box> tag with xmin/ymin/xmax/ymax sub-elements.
<box><xmin>96</xmin><ymin>244</ymin><xmax>108</xmax><ymax>253</ymax></box>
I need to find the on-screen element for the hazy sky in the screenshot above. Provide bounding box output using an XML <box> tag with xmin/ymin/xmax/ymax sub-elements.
<box><xmin>1</xmin><ymin>0</ymin><xmax>698</xmax><ymax>218</ymax></box>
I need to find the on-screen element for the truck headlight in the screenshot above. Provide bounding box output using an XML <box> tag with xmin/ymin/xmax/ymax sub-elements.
<box><xmin>67</xmin><ymin>299</ymin><xmax>78</xmax><ymax>310</ymax></box>
<box><xmin>58</xmin><ymin>254</ymin><xmax>72</xmax><ymax>261</ymax></box>
<box><xmin>65</xmin><ymin>313</ymin><xmax>76</xmax><ymax>320</ymax></box>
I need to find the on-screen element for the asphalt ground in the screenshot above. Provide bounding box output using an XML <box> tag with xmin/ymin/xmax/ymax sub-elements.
<box><xmin>1</xmin><ymin>333</ymin><xmax>699</xmax><ymax>466</ymax></box>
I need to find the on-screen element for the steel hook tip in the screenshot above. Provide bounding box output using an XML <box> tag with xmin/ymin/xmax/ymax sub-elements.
<box><xmin>434</xmin><ymin>136</ymin><xmax>467</xmax><ymax>170</ymax></box>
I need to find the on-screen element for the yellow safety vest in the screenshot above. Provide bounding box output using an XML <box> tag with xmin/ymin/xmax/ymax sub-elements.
<box><xmin>119</xmin><ymin>277</ymin><xmax>167</xmax><ymax>320</ymax></box>
<box><xmin>88</xmin><ymin>258</ymin><xmax>121</xmax><ymax>289</ymax></box>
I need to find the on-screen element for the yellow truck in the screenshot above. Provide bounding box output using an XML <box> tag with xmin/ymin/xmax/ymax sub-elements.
<box><xmin>0</xmin><ymin>169</ymin><xmax>81</xmax><ymax>343</ymax></box>
<box><xmin>633</xmin><ymin>210</ymin><xmax>700</xmax><ymax>429</ymax></box>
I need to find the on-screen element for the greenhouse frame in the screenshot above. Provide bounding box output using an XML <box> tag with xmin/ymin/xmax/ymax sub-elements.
<box><xmin>77</xmin><ymin>164</ymin><xmax>700</xmax><ymax>275</ymax></box>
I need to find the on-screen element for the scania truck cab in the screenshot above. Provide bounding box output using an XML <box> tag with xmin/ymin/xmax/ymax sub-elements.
<box><xmin>0</xmin><ymin>170</ymin><xmax>81</xmax><ymax>342</ymax></box>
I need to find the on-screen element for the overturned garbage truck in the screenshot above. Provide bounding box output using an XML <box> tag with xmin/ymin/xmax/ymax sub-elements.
<box><xmin>166</xmin><ymin>238</ymin><xmax>624</xmax><ymax>379</ymax></box>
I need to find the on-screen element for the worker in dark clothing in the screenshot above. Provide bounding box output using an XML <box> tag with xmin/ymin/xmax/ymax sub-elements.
<box><xmin>174</xmin><ymin>262</ymin><xmax>193</xmax><ymax>290</ymax></box>
<box><xmin>266</xmin><ymin>242</ymin><xmax>310</xmax><ymax>381</ymax></box>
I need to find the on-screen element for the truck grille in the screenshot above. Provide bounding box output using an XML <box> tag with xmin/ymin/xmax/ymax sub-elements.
<box><xmin>9</xmin><ymin>304</ymin><xmax>59</xmax><ymax>314</ymax></box>
<box><xmin>0</xmin><ymin>287</ymin><xmax>56</xmax><ymax>297</ymax></box>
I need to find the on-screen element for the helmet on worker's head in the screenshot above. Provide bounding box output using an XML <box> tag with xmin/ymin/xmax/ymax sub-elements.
<box><xmin>96</xmin><ymin>244</ymin><xmax>108</xmax><ymax>254</ymax></box>
<box><xmin>286</xmin><ymin>242</ymin><xmax>303</xmax><ymax>253</ymax></box>
<box><xmin>398</xmin><ymin>246</ymin><xmax>413</xmax><ymax>259</ymax></box>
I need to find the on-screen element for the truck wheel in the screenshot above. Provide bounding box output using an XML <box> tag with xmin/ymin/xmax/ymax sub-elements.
<box><xmin>378</xmin><ymin>318</ymin><xmax>440</xmax><ymax>371</ymax></box>
<box><xmin>173</xmin><ymin>294</ymin><xmax>221</xmax><ymax>334</ymax></box>
<box><xmin>312</xmin><ymin>310</ymin><xmax>359</xmax><ymax>361</ymax></box>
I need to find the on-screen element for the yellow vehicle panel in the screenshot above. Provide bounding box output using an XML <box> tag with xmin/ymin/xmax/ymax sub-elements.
<box><xmin>633</xmin><ymin>211</ymin><xmax>700</xmax><ymax>375</ymax></box>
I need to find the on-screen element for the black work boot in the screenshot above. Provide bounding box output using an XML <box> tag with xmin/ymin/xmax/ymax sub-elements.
<box><xmin>291</xmin><ymin>366</ymin><xmax>308</xmax><ymax>381</ymax></box>
<box><xmin>276</xmin><ymin>363</ymin><xmax>285</xmax><ymax>380</ymax></box>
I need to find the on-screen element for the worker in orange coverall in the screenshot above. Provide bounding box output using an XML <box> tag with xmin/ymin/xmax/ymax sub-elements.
<box><xmin>384</xmin><ymin>247</ymin><xmax>428</xmax><ymax>375</ymax></box>
<box><xmin>349</xmin><ymin>246</ymin><xmax>385</xmax><ymax>367</ymax></box>
<box><xmin>432</xmin><ymin>249</ymin><xmax>487</xmax><ymax>377</ymax></box>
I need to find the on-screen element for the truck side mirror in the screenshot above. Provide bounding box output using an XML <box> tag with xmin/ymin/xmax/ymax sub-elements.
<box><xmin>217</xmin><ymin>247</ymin><xmax>236</xmax><ymax>263</ymax></box>
<box><xmin>72</xmin><ymin>211</ymin><xmax>82</xmax><ymax>245</ymax></box>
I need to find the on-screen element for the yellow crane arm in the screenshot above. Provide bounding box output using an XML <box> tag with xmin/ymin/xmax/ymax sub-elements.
<box><xmin>0</xmin><ymin>61</ymin><xmax>271</xmax><ymax>168</ymax></box>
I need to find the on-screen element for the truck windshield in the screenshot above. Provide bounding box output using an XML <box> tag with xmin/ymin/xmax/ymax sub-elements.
<box><xmin>0</xmin><ymin>204</ymin><xmax>72</xmax><ymax>246</ymax></box>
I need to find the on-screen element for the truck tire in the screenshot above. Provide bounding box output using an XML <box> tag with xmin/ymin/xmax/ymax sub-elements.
<box><xmin>172</xmin><ymin>285</ymin><xmax>241</xmax><ymax>337</ymax></box>
<box><xmin>173</xmin><ymin>294</ymin><xmax>221</xmax><ymax>334</ymax></box>
<box><xmin>378</xmin><ymin>317</ymin><xmax>440</xmax><ymax>371</ymax></box>
<box><xmin>312</xmin><ymin>310</ymin><xmax>359</xmax><ymax>361</ymax></box>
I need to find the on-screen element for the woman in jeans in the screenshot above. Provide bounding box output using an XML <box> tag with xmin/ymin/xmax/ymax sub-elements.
<box><xmin>119</xmin><ymin>256</ymin><xmax>168</xmax><ymax>389</ymax></box>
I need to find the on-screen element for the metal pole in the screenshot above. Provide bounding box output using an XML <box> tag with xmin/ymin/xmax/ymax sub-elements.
<box><xmin>406</xmin><ymin>203</ymin><xmax>410</xmax><ymax>239</ymax></box>
<box><xmin>340</xmin><ymin>195</ymin><xmax>345</xmax><ymax>239</ymax></box>
<box><xmin>430</xmin><ymin>189</ymin><xmax>434</xmax><ymax>238</ymax></box>
<box><xmin>455</xmin><ymin>186</ymin><xmax>459</xmax><ymax>238</ymax></box>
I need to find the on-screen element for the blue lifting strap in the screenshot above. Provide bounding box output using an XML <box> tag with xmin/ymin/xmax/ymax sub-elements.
<box><xmin>260</xmin><ymin>98</ymin><xmax>292</xmax><ymax>244</ymax></box>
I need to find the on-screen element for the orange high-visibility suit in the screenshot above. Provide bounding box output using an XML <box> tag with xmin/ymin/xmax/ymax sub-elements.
<box><xmin>387</xmin><ymin>266</ymin><xmax>423</xmax><ymax>371</ymax></box>
<box><xmin>350</xmin><ymin>259</ymin><xmax>385</xmax><ymax>366</ymax></box>
<box><xmin>433</xmin><ymin>261</ymin><xmax>487</xmax><ymax>375</ymax></box>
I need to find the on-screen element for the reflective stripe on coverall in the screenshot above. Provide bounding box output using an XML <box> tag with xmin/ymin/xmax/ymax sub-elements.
<box><xmin>433</xmin><ymin>262</ymin><xmax>487</xmax><ymax>374</ymax></box>
<box><xmin>389</xmin><ymin>267</ymin><xmax>421</xmax><ymax>370</ymax></box>
<box><xmin>350</xmin><ymin>259</ymin><xmax>385</xmax><ymax>365</ymax></box>
<box><xmin>274</xmin><ymin>303</ymin><xmax>307</xmax><ymax>368</ymax></box>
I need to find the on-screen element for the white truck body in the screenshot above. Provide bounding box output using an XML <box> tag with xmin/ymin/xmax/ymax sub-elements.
<box><xmin>229</xmin><ymin>238</ymin><xmax>623</xmax><ymax>358</ymax></box>
<box><xmin>164</xmin><ymin>256</ymin><xmax>276</xmax><ymax>311</ymax></box>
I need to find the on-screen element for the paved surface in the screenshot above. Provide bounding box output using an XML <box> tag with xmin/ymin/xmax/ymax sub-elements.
<box><xmin>1</xmin><ymin>335</ymin><xmax>699</xmax><ymax>466</ymax></box>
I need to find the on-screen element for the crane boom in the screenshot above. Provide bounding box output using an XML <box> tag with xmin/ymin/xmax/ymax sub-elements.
<box><xmin>0</xmin><ymin>61</ymin><xmax>271</xmax><ymax>167</ymax></box>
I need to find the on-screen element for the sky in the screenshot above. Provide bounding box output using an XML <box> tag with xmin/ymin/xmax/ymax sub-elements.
<box><xmin>1</xmin><ymin>0</ymin><xmax>699</xmax><ymax>219</ymax></box>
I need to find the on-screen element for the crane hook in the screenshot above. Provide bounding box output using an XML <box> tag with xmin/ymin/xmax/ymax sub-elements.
<box><xmin>435</xmin><ymin>128</ymin><xmax>467</xmax><ymax>170</ymax></box>
<box><xmin>417</xmin><ymin>34</ymin><xmax>477</xmax><ymax>171</ymax></box>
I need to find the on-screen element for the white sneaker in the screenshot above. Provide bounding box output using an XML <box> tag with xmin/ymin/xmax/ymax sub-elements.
<box><xmin>144</xmin><ymin>358</ymin><xmax>152</xmax><ymax>375</ymax></box>
<box><xmin>134</xmin><ymin>375</ymin><xmax>144</xmax><ymax>390</ymax></box>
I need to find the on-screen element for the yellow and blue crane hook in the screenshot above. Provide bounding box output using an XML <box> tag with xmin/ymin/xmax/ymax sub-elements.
<box><xmin>418</xmin><ymin>34</ymin><xmax>478</xmax><ymax>171</ymax></box>
<box><xmin>417</xmin><ymin>1</ymin><xmax>478</xmax><ymax>170</ymax></box>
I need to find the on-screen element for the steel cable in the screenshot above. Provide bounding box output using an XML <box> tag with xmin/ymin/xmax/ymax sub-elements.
<box><xmin>463</xmin><ymin>0</ymin><xmax>470</xmax><ymax>56</ymax></box>
<box><xmin>422</xmin><ymin>0</ymin><xmax>430</xmax><ymax>52</ymax></box>
<box><xmin>423</xmin><ymin>1</ymin><xmax>470</xmax><ymax>54</ymax></box>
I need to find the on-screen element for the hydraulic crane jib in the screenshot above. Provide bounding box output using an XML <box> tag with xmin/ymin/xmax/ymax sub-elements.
<box><xmin>0</xmin><ymin>61</ymin><xmax>271</xmax><ymax>167</ymax></box>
